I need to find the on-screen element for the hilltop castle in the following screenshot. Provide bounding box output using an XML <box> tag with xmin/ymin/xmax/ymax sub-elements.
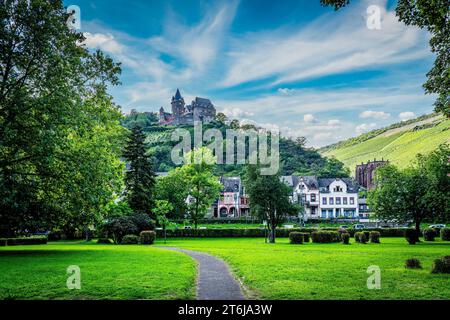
<box><xmin>158</xmin><ymin>89</ymin><xmax>216</xmax><ymax>125</ymax></box>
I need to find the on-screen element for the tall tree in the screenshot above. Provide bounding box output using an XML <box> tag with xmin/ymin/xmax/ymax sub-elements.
<box><xmin>154</xmin><ymin>199</ymin><xmax>173</xmax><ymax>243</ymax></box>
<box><xmin>179</xmin><ymin>148</ymin><xmax>223</xmax><ymax>229</ymax></box>
<box><xmin>0</xmin><ymin>0</ymin><xmax>124</xmax><ymax>236</ymax></box>
<box><xmin>244</xmin><ymin>164</ymin><xmax>298</xmax><ymax>243</ymax></box>
<box><xmin>320</xmin><ymin>0</ymin><xmax>449</xmax><ymax>117</ymax></box>
<box><xmin>154</xmin><ymin>169</ymin><xmax>189</xmax><ymax>220</ymax></box>
<box><xmin>123</xmin><ymin>125</ymin><xmax>156</xmax><ymax>217</ymax></box>
<box><xmin>368</xmin><ymin>144</ymin><xmax>450</xmax><ymax>235</ymax></box>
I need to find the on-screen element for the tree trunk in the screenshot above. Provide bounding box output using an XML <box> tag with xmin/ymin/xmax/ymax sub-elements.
<box><xmin>163</xmin><ymin>225</ymin><xmax>167</xmax><ymax>244</ymax></box>
<box><xmin>415</xmin><ymin>218</ymin><xmax>421</xmax><ymax>242</ymax></box>
<box><xmin>268</xmin><ymin>221</ymin><xmax>276</xmax><ymax>243</ymax></box>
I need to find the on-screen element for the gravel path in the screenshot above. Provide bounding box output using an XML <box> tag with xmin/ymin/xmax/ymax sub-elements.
<box><xmin>159</xmin><ymin>247</ymin><xmax>246</xmax><ymax>300</ymax></box>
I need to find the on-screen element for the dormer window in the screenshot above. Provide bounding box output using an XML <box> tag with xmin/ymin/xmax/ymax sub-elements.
<box><xmin>334</xmin><ymin>186</ymin><xmax>343</xmax><ymax>192</ymax></box>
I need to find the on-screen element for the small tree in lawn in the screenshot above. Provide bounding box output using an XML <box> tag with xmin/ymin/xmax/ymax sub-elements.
<box><xmin>154</xmin><ymin>200</ymin><xmax>173</xmax><ymax>243</ymax></box>
<box><xmin>244</xmin><ymin>164</ymin><xmax>298</xmax><ymax>243</ymax></box>
<box><xmin>179</xmin><ymin>147</ymin><xmax>223</xmax><ymax>230</ymax></box>
<box><xmin>123</xmin><ymin>125</ymin><xmax>156</xmax><ymax>217</ymax></box>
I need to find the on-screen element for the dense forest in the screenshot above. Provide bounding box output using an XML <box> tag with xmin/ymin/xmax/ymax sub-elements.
<box><xmin>121</xmin><ymin>111</ymin><xmax>350</xmax><ymax>177</ymax></box>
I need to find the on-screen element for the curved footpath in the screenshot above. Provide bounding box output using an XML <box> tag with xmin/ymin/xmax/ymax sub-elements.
<box><xmin>159</xmin><ymin>247</ymin><xmax>246</xmax><ymax>300</ymax></box>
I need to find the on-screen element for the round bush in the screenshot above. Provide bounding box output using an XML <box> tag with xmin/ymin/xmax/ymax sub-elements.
<box><xmin>121</xmin><ymin>234</ymin><xmax>139</xmax><ymax>244</ymax></box>
<box><xmin>303</xmin><ymin>233</ymin><xmax>310</xmax><ymax>243</ymax></box>
<box><xmin>289</xmin><ymin>232</ymin><xmax>304</xmax><ymax>244</ymax></box>
<box><xmin>369</xmin><ymin>231</ymin><xmax>381</xmax><ymax>243</ymax></box>
<box><xmin>423</xmin><ymin>228</ymin><xmax>436</xmax><ymax>241</ymax></box>
<box><xmin>431</xmin><ymin>256</ymin><xmax>450</xmax><ymax>274</ymax></box>
<box><xmin>140</xmin><ymin>230</ymin><xmax>156</xmax><ymax>245</ymax></box>
<box><xmin>354</xmin><ymin>232</ymin><xmax>361</xmax><ymax>243</ymax></box>
<box><xmin>405</xmin><ymin>258</ymin><xmax>422</xmax><ymax>269</ymax></box>
<box><xmin>311</xmin><ymin>231</ymin><xmax>340</xmax><ymax>243</ymax></box>
<box><xmin>440</xmin><ymin>228</ymin><xmax>450</xmax><ymax>241</ymax></box>
<box><xmin>355</xmin><ymin>232</ymin><xmax>367</xmax><ymax>244</ymax></box>
<box><xmin>405</xmin><ymin>228</ymin><xmax>419</xmax><ymax>245</ymax></box>
<box><xmin>341</xmin><ymin>233</ymin><xmax>350</xmax><ymax>244</ymax></box>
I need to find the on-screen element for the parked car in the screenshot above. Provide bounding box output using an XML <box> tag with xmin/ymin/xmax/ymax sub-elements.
<box><xmin>429</xmin><ymin>224</ymin><xmax>446</xmax><ymax>229</ymax></box>
<box><xmin>339</xmin><ymin>225</ymin><xmax>349</xmax><ymax>229</ymax></box>
<box><xmin>184</xmin><ymin>226</ymin><xmax>192</xmax><ymax>230</ymax></box>
<box><xmin>353</xmin><ymin>224</ymin><xmax>365</xmax><ymax>230</ymax></box>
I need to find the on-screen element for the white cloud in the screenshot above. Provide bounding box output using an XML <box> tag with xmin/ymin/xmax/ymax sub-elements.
<box><xmin>327</xmin><ymin>119</ymin><xmax>341</xmax><ymax>125</ymax></box>
<box><xmin>220</xmin><ymin>107</ymin><xmax>254</xmax><ymax>118</ymax></box>
<box><xmin>83</xmin><ymin>32</ymin><xmax>125</xmax><ymax>54</ymax></box>
<box><xmin>359</xmin><ymin>110</ymin><xmax>391</xmax><ymax>119</ymax></box>
<box><xmin>220</xmin><ymin>0</ymin><xmax>429</xmax><ymax>88</ymax></box>
<box><xmin>303</xmin><ymin>114</ymin><xmax>316</xmax><ymax>123</ymax></box>
<box><xmin>355</xmin><ymin>123</ymin><xmax>378</xmax><ymax>134</ymax></box>
<box><xmin>399</xmin><ymin>111</ymin><xmax>416</xmax><ymax>121</ymax></box>
<box><xmin>277</xmin><ymin>88</ymin><xmax>295</xmax><ymax>94</ymax></box>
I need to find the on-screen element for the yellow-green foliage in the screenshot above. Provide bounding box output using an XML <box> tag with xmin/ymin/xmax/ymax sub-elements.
<box><xmin>321</xmin><ymin>117</ymin><xmax>450</xmax><ymax>172</ymax></box>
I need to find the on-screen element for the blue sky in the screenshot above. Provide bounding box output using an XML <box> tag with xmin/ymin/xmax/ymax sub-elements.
<box><xmin>67</xmin><ymin>0</ymin><xmax>436</xmax><ymax>147</ymax></box>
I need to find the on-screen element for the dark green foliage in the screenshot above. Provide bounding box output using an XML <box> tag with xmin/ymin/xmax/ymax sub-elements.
<box><xmin>355</xmin><ymin>232</ymin><xmax>367</xmax><ymax>244</ymax></box>
<box><xmin>405</xmin><ymin>228</ymin><xmax>420</xmax><ymax>245</ymax></box>
<box><xmin>303</xmin><ymin>233</ymin><xmax>310</xmax><ymax>243</ymax></box>
<box><xmin>140</xmin><ymin>230</ymin><xmax>156</xmax><ymax>245</ymax></box>
<box><xmin>123</xmin><ymin>125</ymin><xmax>156</xmax><ymax>216</ymax></box>
<box><xmin>121</xmin><ymin>110</ymin><xmax>158</xmax><ymax>130</ymax></box>
<box><xmin>97</xmin><ymin>238</ymin><xmax>113</xmax><ymax>244</ymax></box>
<box><xmin>423</xmin><ymin>228</ymin><xmax>436</xmax><ymax>241</ymax></box>
<box><xmin>244</xmin><ymin>164</ymin><xmax>299</xmax><ymax>243</ymax></box>
<box><xmin>311</xmin><ymin>231</ymin><xmax>340</xmax><ymax>243</ymax></box>
<box><xmin>431</xmin><ymin>256</ymin><xmax>450</xmax><ymax>274</ymax></box>
<box><xmin>441</xmin><ymin>228</ymin><xmax>450</xmax><ymax>241</ymax></box>
<box><xmin>0</xmin><ymin>236</ymin><xmax>47</xmax><ymax>246</ymax></box>
<box><xmin>405</xmin><ymin>258</ymin><xmax>422</xmax><ymax>269</ymax></box>
<box><xmin>102</xmin><ymin>216</ymin><xmax>138</xmax><ymax>244</ymax></box>
<box><xmin>369</xmin><ymin>231</ymin><xmax>381</xmax><ymax>243</ymax></box>
<box><xmin>341</xmin><ymin>233</ymin><xmax>350</xmax><ymax>244</ymax></box>
<box><xmin>129</xmin><ymin>214</ymin><xmax>155</xmax><ymax>233</ymax></box>
<box><xmin>121</xmin><ymin>234</ymin><xmax>139</xmax><ymax>245</ymax></box>
<box><xmin>289</xmin><ymin>232</ymin><xmax>304</xmax><ymax>244</ymax></box>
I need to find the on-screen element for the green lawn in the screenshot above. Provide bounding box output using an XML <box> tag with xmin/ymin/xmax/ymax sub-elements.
<box><xmin>1</xmin><ymin>238</ymin><xmax>449</xmax><ymax>300</ymax></box>
<box><xmin>160</xmin><ymin>237</ymin><xmax>450</xmax><ymax>300</ymax></box>
<box><xmin>0</xmin><ymin>241</ymin><xmax>196</xmax><ymax>300</ymax></box>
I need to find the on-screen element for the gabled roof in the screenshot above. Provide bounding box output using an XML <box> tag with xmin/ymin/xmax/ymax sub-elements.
<box><xmin>174</xmin><ymin>88</ymin><xmax>183</xmax><ymax>100</ymax></box>
<box><xmin>318</xmin><ymin>178</ymin><xmax>359</xmax><ymax>192</ymax></box>
<box><xmin>220</xmin><ymin>177</ymin><xmax>241</xmax><ymax>193</ymax></box>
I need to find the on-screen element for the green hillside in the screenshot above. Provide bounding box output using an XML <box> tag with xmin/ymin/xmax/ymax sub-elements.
<box><xmin>320</xmin><ymin>114</ymin><xmax>450</xmax><ymax>174</ymax></box>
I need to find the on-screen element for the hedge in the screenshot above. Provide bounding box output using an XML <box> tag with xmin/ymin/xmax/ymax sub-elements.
<box><xmin>423</xmin><ymin>228</ymin><xmax>436</xmax><ymax>241</ymax></box>
<box><xmin>311</xmin><ymin>231</ymin><xmax>340</xmax><ymax>243</ymax></box>
<box><xmin>0</xmin><ymin>236</ymin><xmax>48</xmax><ymax>246</ymax></box>
<box><xmin>140</xmin><ymin>230</ymin><xmax>156</xmax><ymax>244</ymax></box>
<box><xmin>121</xmin><ymin>234</ymin><xmax>139</xmax><ymax>244</ymax></box>
<box><xmin>154</xmin><ymin>227</ymin><xmax>410</xmax><ymax>238</ymax></box>
<box><xmin>441</xmin><ymin>228</ymin><xmax>450</xmax><ymax>241</ymax></box>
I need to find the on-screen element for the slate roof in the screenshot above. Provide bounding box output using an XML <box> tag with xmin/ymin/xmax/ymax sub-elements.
<box><xmin>220</xmin><ymin>177</ymin><xmax>242</xmax><ymax>193</ymax></box>
<box><xmin>318</xmin><ymin>178</ymin><xmax>359</xmax><ymax>192</ymax></box>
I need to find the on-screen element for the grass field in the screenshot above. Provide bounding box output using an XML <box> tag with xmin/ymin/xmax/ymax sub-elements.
<box><xmin>321</xmin><ymin>117</ymin><xmax>450</xmax><ymax>171</ymax></box>
<box><xmin>164</xmin><ymin>237</ymin><xmax>450</xmax><ymax>300</ymax></box>
<box><xmin>1</xmin><ymin>238</ymin><xmax>449</xmax><ymax>300</ymax></box>
<box><xmin>0</xmin><ymin>242</ymin><xmax>196</xmax><ymax>300</ymax></box>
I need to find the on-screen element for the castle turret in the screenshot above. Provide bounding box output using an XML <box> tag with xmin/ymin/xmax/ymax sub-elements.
<box><xmin>171</xmin><ymin>89</ymin><xmax>185</xmax><ymax>124</ymax></box>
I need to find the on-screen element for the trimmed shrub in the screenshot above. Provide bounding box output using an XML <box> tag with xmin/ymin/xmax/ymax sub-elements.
<box><xmin>0</xmin><ymin>239</ymin><xmax>7</xmax><ymax>246</ymax></box>
<box><xmin>140</xmin><ymin>230</ymin><xmax>156</xmax><ymax>245</ymax></box>
<box><xmin>341</xmin><ymin>233</ymin><xmax>350</xmax><ymax>244</ymax></box>
<box><xmin>357</xmin><ymin>232</ymin><xmax>367</xmax><ymax>244</ymax></box>
<box><xmin>431</xmin><ymin>256</ymin><xmax>450</xmax><ymax>274</ymax></box>
<box><xmin>441</xmin><ymin>228</ymin><xmax>450</xmax><ymax>241</ymax></box>
<box><xmin>289</xmin><ymin>232</ymin><xmax>303</xmax><ymax>244</ymax></box>
<box><xmin>423</xmin><ymin>228</ymin><xmax>436</xmax><ymax>241</ymax></box>
<box><xmin>405</xmin><ymin>228</ymin><xmax>419</xmax><ymax>245</ymax></box>
<box><xmin>303</xmin><ymin>233</ymin><xmax>310</xmax><ymax>243</ymax></box>
<box><xmin>97</xmin><ymin>238</ymin><xmax>113</xmax><ymax>244</ymax></box>
<box><xmin>337</xmin><ymin>228</ymin><xmax>349</xmax><ymax>240</ymax></box>
<box><xmin>369</xmin><ymin>231</ymin><xmax>381</xmax><ymax>243</ymax></box>
<box><xmin>311</xmin><ymin>231</ymin><xmax>340</xmax><ymax>243</ymax></box>
<box><xmin>121</xmin><ymin>234</ymin><xmax>139</xmax><ymax>244</ymax></box>
<box><xmin>405</xmin><ymin>258</ymin><xmax>422</xmax><ymax>269</ymax></box>
<box><xmin>354</xmin><ymin>232</ymin><xmax>361</xmax><ymax>243</ymax></box>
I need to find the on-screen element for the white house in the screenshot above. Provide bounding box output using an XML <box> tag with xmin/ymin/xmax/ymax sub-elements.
<box><xmin>282</xmin><ymin>176</ymin><xmax>360</xmax><ymax>221</ymax></box>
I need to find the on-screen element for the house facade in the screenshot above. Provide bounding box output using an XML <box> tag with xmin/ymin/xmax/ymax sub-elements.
<box><xmin>282</xmin><ymin>176</ymin><xmax>360</xmax><ymax>221</ymax></box>
<box><xmin>211</xmin><ymin>177</ymin><xmax>250</xmax><ymax>218</ymax></box>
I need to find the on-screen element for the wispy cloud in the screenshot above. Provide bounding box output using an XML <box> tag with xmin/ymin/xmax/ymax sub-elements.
<box><xmin>220</xmin><ymin>0</ymin><xmax>429</xmax><ymax>88</ymax></box>
<box><xmin>359</xmin><ymin>110</ymin><xmax>391</xmax><ymax>119</ymax></box>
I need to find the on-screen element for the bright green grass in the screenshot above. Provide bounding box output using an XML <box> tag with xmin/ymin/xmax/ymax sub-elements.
<box><xmin>160</xmin><ymin>237</ymin><xmax>450</xmax><ymax>300</ymax></box>
<box><xmin>0</xmin><ymin>241</ymin><xmax>196</xmax><ymax>300</ymax></box>
<box><xmin>322</xmin><ymin>119</ymin><xmax>450</xmax><ymax>171</ymax></box>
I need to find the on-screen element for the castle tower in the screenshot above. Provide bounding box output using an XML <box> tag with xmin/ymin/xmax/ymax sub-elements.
<box><xmin>171</xmin><ymin>89</ymin><xmax>185</xmax><ymax>124</ymax></box>
<box><xmin>355</xmin><ymin>158</ymin><xmax>388</xmax><ymax>190</ymax></box>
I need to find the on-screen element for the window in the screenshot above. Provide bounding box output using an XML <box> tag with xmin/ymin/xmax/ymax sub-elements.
<box><xmin>321</xmin><ymin>209</ymin><xmax>327</xmax><ymax>218</ymax></box>
<box><xmin>334</xmin><ymin>186</ymin><xmax>343</xmax><ymax>192</ymax></box>
<box><xmin>311</xmin><ymin>194</ymin><xmax>316</xmax><ymax>202</ymax></box>
<box><xmin>322</xmin><ymin>197</ymin><xmax>327</xmax><ymax>205</ymax></box>
<box><xmin>336</xmin><ymin>197</ymin><xmax>341</xmax><ymax>205</ymax></box>
<box><xmin>329</xmin><ymin>197</ymin><xmax>334</xmax><ymax>205</ymax></box>
<box><xmin>343</xmin><ymin>197</ymin><xmax>347</xmax><ymax>205</ymax></box>
<box><xmin>350</xmin><ymin>197</ymin><xmax>354</xmax><ymax>205</ymax></box>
